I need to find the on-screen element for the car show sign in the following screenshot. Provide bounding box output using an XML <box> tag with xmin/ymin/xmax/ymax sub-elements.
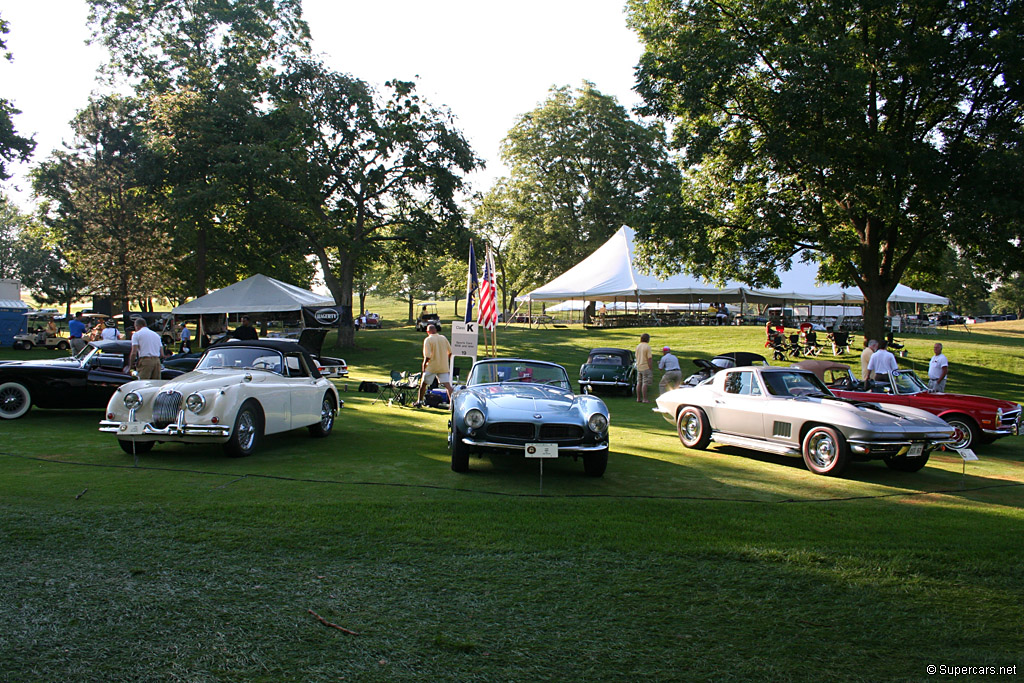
<box><xmin>301</xmin><ymin>305</ymin><xmax>343</xmax><ymax>328</ymax></box>
<box><xmin>450</xmin><ymin>321</ymin><xmax>478</xmax><ymax>360</ymax></box>
<box><xmin>525</xmin><ymin>443</ymin><xmax>558</xmax><ymax>458</ymax></box>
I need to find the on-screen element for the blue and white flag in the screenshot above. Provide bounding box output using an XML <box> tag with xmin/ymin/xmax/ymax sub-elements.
<box><xmin>465</xmin><ymin>240</ymin><xmax>479</xmax><ymax>323</ymax></box>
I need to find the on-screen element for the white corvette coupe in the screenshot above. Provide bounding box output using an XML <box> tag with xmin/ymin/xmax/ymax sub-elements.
<box><xmin>100</xmin><ymin>340</ymin><xmax>340</xmax><ymax>457</ymax></box>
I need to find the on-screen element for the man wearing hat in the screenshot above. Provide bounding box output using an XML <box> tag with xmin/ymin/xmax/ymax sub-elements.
<box><xmin>658</xmin><ymin>346</ymin><xmax>682</xmax><ymax>395</ymax></box>
<box><xmin>100</xmin><ymin>318</ymin><xmax>121</xmax><ymax>340</ymax></box>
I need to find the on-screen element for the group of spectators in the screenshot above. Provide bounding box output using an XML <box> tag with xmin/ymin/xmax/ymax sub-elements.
<box><xmin>633</xmin><ymin>333</ymin><xmax>683</xmax><ymax>403</ymax></box>
<box><xmin>861</xmin><ymin>338</ymin><xmax>949</xmax><ymax>391</ymax></box>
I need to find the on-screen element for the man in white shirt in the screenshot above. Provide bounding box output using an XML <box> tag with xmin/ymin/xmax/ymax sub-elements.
<box><xmin>100</xmin><ymin>320</ymin><xmax>120</xmax><ymax>340</ymax></box>
<box><xmin>129</xmin><ymin>317</ymin><xmax>164</xmax><ymax>380</ymax></box>
<box><xmin>866</xmin><ymin>339</ymin><xmax>898</xmax><ymax>383</ymax></box>
<box><xmin>928</xmin><ymin>342</ymin><xmax>949</xmax><ymax>392</ymax></box>
<box><xmin>658</xmin><ymin>346</ymin><xmax>682</xmax><ymax>395</ymax></box>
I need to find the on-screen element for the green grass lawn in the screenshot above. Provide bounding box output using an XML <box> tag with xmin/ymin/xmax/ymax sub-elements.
<box><xmin>1</xmin><ymin>317</ymin><xmax>1022</xmax><ymax>681</ymax></box>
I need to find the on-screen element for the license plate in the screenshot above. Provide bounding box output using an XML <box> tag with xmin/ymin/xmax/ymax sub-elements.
<box><xmin>121</xmin><ymin>422</ymin><xmax>146</xmax><ymax>435</ymax></box>
<box><xmin>525</xmin><ymin>443</ymin><xmax>558</xmax><ymax>458</ymax></box>
<box><xmin>908</xmin><ymin>443</ymin><xmax>924</xmax><ymax>457</ymax></box>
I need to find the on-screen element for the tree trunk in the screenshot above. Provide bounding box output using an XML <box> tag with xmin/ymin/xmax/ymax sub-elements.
<box><xmin>860</xmin><ymin>280</ymin><xmax>892</xmax><ymax>345</ymax></box>
<box><xmin>407</xmin><ymin>294</ymin><xmax>414</xmax><ymax>324</ymax></box>
<box><xmin>309</xmin><ymin>241</ymin><xmax>355</xmax><ymax>348</ymax></box>
<box><xmin>194</xmin><ymin>224</ymin><xmax>207</xmax><ymax>297</ymax></box>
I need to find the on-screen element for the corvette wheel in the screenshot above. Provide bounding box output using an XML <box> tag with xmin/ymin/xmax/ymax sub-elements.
<box><xmin>308</xmin><ymin>394</ymin><xmax>336</xmax><ymax>437</ymax></box>
<box><xmin>225</xmin><ymin>400</ymin><xmax>262</xmax><ymax>457</ymax></box>
<box><xmin>802</xmin><ymin>426</ymin><xmax>849</xmax><ymax>476</ymax></box>
<box><xmin>676</xmin><ymin>406</ymin><xmax>711</xmax><ymax>450</ymax></box>
<box><xmin>0</xmin><ymin>382</ymin><xmax>32</xmax><ymax>419</ymax></box>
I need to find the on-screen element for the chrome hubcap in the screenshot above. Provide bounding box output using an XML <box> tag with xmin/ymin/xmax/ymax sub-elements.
<box><xmin>947</xmin><ymin>421</ymin><xmax>970</xmax><ymax>449</ymax></box>
<box><xmin>808</xmin><ymin>433</ymin><xmax>836</xmax><ymax>467</ymax></box>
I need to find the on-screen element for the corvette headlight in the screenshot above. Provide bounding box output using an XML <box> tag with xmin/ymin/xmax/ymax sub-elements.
<box><xmin>185</xmin><ymin>393</ymin><xmax>206</xmax><ymax>414</ymax></box>
<box><xmin>588</xmin><ymin>413</ymin><xmax>608</xmax><ymax>433</ymax></box>
<box><xmin>465</xmin><ymin>409</ymin><xmax>485</xmax><ymax>429</ymax></box>
<box><xmin>124</xmin><ymin>392</ymin><xmax>143</xmax><ymax>410</ymax></box>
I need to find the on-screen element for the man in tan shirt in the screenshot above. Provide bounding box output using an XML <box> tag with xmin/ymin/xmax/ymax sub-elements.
<box><xmin>635</xmin><ymin>333</ymin><xmax>654</xmax><ymax>403</ymax></box>
<box><xmin>860</xmin><ymin>338</ymin><xmax>878</xmax><ymax>384</ymax></box>
<box><xmin>415</xmin><ymin>324</ymin><xmax>454</xmax><ymax>407</ymax></box>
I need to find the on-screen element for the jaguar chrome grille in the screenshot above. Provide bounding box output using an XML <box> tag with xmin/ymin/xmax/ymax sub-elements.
<box><xmin>153</xmin><ymin>391</ymin><xmax>182</xmax><ymax>428</ymax></box>
<box><xmin>539</xmin><ymin>424</ymin><xmax>585</xmax><ymax>440</ymax></box>
<box><xmin>486</xmin><ymin>422</ymin><xmax>536</xmax><ymax>440</ymax></box>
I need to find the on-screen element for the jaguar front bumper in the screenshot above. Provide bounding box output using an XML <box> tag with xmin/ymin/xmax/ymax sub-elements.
<box><xmin>99</xmin><ymin>419</ymin><xmax>231</xmax><ymax>438</ymax></box>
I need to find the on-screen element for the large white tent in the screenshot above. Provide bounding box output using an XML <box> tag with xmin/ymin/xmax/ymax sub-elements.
<box><xmin>522</xmin><ymin>226</ymin><xmax>948</xmax><ymax>306</ymax></box>
<box><xmin>172</xmin><ymin>274</ymin><xmax>334</xmax><ymax>315</ymax></box>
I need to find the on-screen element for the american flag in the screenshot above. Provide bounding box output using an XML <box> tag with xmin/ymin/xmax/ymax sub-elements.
<box><xmin>478</xmin><ymin>245</ymin><xmax>498</xmax><ymax>330</ymax></box>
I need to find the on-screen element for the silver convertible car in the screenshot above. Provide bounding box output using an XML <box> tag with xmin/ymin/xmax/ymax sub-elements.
<box><xmin>100</xmin><ymin>340</ymin><xmax>340</xmax><ymax>457</ymax></box>
<box><xmin>449</xmin><ymin>358</ymin><xmax>611</xmax><ymax>476</ymax></box>
<box><xmin>655</xmin><ymin>365</ymin><xmax>956</xmax><ymax>476</ymax></box>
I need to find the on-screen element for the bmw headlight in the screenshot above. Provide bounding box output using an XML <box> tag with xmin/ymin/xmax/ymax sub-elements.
<box><xmin>588</xmin><ymin>413</ymin><xmax>608</xmax><ymax>433</ymax></box>
<box><xmin>185</xmin><ymin>392</ymin><xmax>206</xmax><ymax>414</ymax></box>
<box><xmin>465</xmin><ymin>408</ymin><xmax>485</xmax><ymax>429</ymax></box>
<box><xmin>124</xmin><ymin>392</ymin><xmax>143</xmax><ymax>410</ymax></box>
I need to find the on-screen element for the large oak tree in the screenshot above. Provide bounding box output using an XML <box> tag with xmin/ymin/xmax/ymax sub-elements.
<box><xmin>628</xmin><ymin>0</ymin><xmax>1024</xmax><ymax>340</ymax></box>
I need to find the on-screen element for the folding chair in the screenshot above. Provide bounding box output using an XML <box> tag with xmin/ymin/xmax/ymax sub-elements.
<box><xmin>372</xmin><ymin>371</ymin><xmax>405</xmax><ymax>405</ymax></box>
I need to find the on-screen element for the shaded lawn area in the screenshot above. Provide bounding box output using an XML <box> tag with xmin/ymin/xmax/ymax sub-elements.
<box><xmin>1</xmin><ymin>322</ymin><xmax>1022</xmax><ymax>681</ymax></box>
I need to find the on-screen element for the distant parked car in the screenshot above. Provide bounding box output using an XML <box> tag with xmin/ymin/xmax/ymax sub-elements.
<box><xmin>578</xmin><ymin>347</ymin><xmax>636</xmax><ymax>395</ymax></box>
<box><xmin>449</xmin><ymin>358</ymin><xmax>611</xmax><ymax>476</ymax></box>
<box><xmin>682</xmin><ymin>351</ymin><xmax>769</xmax><ymax>387</ymax></box>
<box><xmin>655</xmin><ymin>365</ymin><xmax>955</xmax><ymax>475</ymax></box>
<box><xmin>100</xmin><ymin>340</ymin><xmax>340</xmax><ymax>457</ymax></box>
<box><xmin>793</xmin><ymin>360</ymin><xmax>1022</xmax><ymax>450</ymax></box>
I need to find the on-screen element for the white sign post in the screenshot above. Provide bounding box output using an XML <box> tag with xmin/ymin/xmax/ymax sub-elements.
<box><xmin>525</xmin><ymin>443</ymin><xmax>558</xmax><ymax>493</ymax></box>
<box><xmin>449</xmin><ymin>321</ymin><xmax>478</xmax><ymax>376</ymax></box>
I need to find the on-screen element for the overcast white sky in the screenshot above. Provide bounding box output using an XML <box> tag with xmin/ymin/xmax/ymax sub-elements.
<box><xmin>1</xmin><ymin>0</ymin><xmax>644</xmax><ymax>208</ymax></box>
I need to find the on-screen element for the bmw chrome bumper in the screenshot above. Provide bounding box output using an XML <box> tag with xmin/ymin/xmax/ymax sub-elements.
<box><xmin>460</xmin><ymin>438</ymin><xmax>608</xmax><ymax>453</ymax></box>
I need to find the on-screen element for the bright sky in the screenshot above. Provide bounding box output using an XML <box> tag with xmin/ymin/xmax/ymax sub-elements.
<box><xmin>1</xmin><ymin>0</ymin><xmax>644</xmax><ymax>209</ymax></box>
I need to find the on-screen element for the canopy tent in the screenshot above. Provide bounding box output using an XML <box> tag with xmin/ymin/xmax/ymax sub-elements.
<box><xmin>172</xmin><ymin>274</ymin><xmax>334</xmax><ymax>315</ymax></box>
<box><xmin>521</xmin><ymin>226</ymin><xmax>948</xmax><ymax>306</ymax></box>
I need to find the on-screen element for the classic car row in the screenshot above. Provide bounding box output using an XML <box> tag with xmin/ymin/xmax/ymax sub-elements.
<box><xmin>2</xmin><ymin>339</ymin><xmax>1020</xmax><ymax>479</ymax></box>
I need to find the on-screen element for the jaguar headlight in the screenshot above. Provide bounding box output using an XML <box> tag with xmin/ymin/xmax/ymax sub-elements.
<box><xmin>185</xmin><ymin>392</ymin><xmax>206</xmax><ymax>414</ymax></box>
<box><xmin>465</xmin><ymin>409</ymin><xmax>485</xmax><ymax>429</ymax></box>
<box><xmin>124</xmin><ymin>392</ymin><xmax>143</xmax><ymax>410</ymax></box>
<box><xmin>588</xmin><ymin>413</ymin><xmax>609</xmax><ymax>433</ymax></box>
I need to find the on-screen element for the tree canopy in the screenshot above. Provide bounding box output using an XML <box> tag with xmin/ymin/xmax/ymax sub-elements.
<box><xmin>628</xmin><ymin>0</ymin><xmax>1024</xmax><ymax>339</ymax></box>
<box><xmin>475</xmin><ymin>83</ymin><xmax>682</xmax><ymax>303</ymax></box>
<box><xmin>0</xmin><ymin>13</ymin><xmax>36</xmax><ymax>181</ymax></box>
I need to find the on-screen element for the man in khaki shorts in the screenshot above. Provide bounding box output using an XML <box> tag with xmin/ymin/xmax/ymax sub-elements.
<box><xmin>415</xmin><ymin>324</ymin><xmax>453</xmax><ymax>407</ymax></box>
<box><xmin>635</xmin><ymin>332</ymin><xmax>653</xmax><ymax>403</ymax></box>
<box><xmin>128</xmin><ymin>317</ymin><xmax>164</xmax><ymax>380</ymax></box>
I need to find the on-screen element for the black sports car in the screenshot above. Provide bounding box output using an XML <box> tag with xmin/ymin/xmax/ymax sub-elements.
<box><xmin>0</xmin><ymin>340</ymin><xmax>182</xmax><ymax>419</ymax></box>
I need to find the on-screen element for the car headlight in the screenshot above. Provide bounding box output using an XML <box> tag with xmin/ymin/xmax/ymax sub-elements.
<box><xmin>465</xmin><ymin>408</ymin><xmax>485</xmax><ymax>429</ymax></box>
<box><xmin>124</xmin><ymin>392</ymin><xmax>143</xmax><ymax>410</ymax></box>
<box><xmin>588</xmin><ymin>413</ymin><xmax>608</xmax><ymax>433</ymax></box>
<box><xmin>996</xmin><ymin>407</ymin><xmax>1003</xmax><ymax>422</ymax></box>
<box><xmin>185</xmin><ymin>392</ymin><xmax>206</xmax><ymax>414</ymax></box>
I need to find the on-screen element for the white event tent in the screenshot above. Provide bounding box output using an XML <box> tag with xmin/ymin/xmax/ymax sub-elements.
<box><xmin>521</xmin><ymin>226</ymin><xmax>948</xmax><ymax>307</ymax></box>
<box><xmin>172</xmin><ymin>274</ymin><xmax>334</xmax><ymax>315</ymax></box>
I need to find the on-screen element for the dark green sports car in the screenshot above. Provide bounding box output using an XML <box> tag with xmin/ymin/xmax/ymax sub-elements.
<box><xmin>579</xmin><ymin>347</ymin><xmax>636</xmax><ymax>396</ymax></box>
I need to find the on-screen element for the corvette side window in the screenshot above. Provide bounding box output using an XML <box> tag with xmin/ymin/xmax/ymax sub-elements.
<box><xmin>725</xmin><ymin>371</ymin><xmax>758</xmax><ymax>395</ymax></box>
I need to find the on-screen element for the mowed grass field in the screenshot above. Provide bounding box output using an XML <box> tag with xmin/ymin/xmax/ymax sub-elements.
<box><xmin>2</xmin><ymin>310</ymin><xmax>1022</xmax><ymax>681</ymax></box>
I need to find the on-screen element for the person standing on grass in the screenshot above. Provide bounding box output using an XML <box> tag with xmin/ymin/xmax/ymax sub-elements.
<box><xmin>928</xmin><ymin>342</ymin><xmax>949</xmax><ymax>392</ymax></box>
<box><xmin>635</xmin><ymin>333</ymin><xmax>654</xmax><ymax>403</ymax></box>
<box><xmin>68</xmin><ymin>311</ymin><xmax>88</xmax><ymax>354</ymax></box>
<box><xmin>128</xmin><ymin>317</ymin><xmax>164</xmax><ymax>380</ymax></box>
<box><xmin>860</xmin><ymin>338</ymin><xmax>878</xmax><ymax>383</ymax></box>
<box><xmin>414</xmin><ymin>323</ymin><xmax>453</xmax><ymax>407</ymax></box>
<box><xmin>867</xmin><ymin>339</ymin><xmax>898</xmax><ymax>383</ymax></box>
<box><xmin>658</xmin><ymin>346</ymin><xmax>682</xmax><ymax>395</ymax></box>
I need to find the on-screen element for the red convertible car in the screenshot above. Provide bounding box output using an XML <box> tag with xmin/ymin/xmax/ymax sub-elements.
<box><xmin>793</xmin><ymin>360</ymin><xmax>1021</xmax><ymax>450</ymax></box>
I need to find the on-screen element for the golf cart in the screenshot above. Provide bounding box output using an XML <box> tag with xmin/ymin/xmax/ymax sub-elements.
<box><xmin>12</xmin><ymin>311</ymin><xmax>70</xmax><ymax>351</ymax></box>
<box><xmin>415</xmin><ymin>302</ymin><xmax>442</xmax><ymax>332</ymax></box>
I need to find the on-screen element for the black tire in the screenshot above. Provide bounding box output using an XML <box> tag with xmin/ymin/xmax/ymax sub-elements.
<box><xmin>884</xmin><ymin>451</ymin><xmax>930</xmax><ymax>472</ymax></box>
<box><xmin>943</xmin><ymin>414</ymin><xmax>978</xmax><ymax>450</ymax></box>
<box><xmin>583</xmin><ymin>448</ymin><xmax>608</xmax><ymax>477</ymax></box>
<box><xmin>676</xmin><ymin>406</ymin><xmax>711</xmax><ymax>450</ymax></box>
<box><xmin>450</xmin><ymin>426</ymin><xmax>470</xmax><ymax>472</ymax></box>
<box><xmin>801</xmin><ymin>425</ymin><xmax>849</xmax><ymax>476</ymax></box>
<box><xmin>224</xmin><ymin>400</ymin><xmax>262</xmax><ymax>457</ymax></box>
<box><xmin>0</xmin><ymin>381</ymin><xmax>32</xmax><ymax>419</ymax></box>
<box><xmin>20</xmin><ymin>340</ymin><xmax>33</xmax><ymax>350</ymax></box>
<box><xmin>56</xmin><ymin>341</ymin><xmax>70</xmax><ymax>351</ymax></box>
<box><xmin>118</xmin><ymin>439</ymin><xmax>154</xmax><ymax>455</ymax></box>
<box><xmin>308</xmin><ymin>394</ymin><xmax>336</xmax><ymax>437</ymax></box>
